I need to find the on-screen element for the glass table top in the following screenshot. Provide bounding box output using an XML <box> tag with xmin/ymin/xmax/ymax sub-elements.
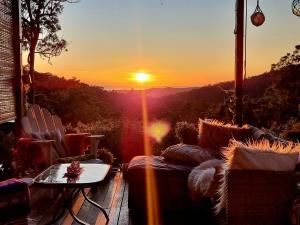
<box><xmin>34</xmin><ymin>163</ymin><xmax>111</xmax><ymax>187</ymax></box>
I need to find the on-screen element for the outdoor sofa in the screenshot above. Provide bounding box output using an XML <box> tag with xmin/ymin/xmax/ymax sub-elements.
<box><xmin>126</xmin><ymin>119</ymin><xmax>299</xmax><ymax>225</ymax></box>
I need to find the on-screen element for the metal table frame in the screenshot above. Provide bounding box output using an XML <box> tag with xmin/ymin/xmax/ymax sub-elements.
<box><xmin>47</xmin><ymin>188</ymin><xmax>109</xmax><ymax>225</ymax></box>
<box><xmin>34</xmin><ymin>163</ymin><xmax>110</xmax><ymax>225</ymax></box>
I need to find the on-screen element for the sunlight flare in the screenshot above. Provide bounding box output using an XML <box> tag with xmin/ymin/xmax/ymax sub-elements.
<box><xmin>141</xmin><ymin>90</ymin><xmax>161</xmax><ymax>225</ymax></box>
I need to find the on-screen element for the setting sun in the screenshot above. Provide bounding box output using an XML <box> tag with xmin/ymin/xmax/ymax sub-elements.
<box><xmin>135</xmin><ymin>72</ymin><xmax>150</xmax><ymax>83</ymax></box>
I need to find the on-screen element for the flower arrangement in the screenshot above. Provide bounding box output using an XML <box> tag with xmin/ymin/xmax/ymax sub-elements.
<box><xmin>65</xmin><ymin>161</ymin><xmax>82</xmax><ymax>177</ymax></box>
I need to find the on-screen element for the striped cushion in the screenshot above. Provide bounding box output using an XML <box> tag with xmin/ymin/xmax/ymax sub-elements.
<box><xmin>0</xmin><ymin>179</ymin><xmax>30</xmax><ymax>222</ymax></box>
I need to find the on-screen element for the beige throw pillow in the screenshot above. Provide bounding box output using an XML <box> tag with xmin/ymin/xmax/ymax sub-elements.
<box><xmin>161</xmin><ymin>144</ymin><xmax>217</xmax><ymax>166</ymax></box>
<box><xmin>224</xmin><ymin>140</ymin><xmax>299</xmax><ymax>171</ymax></box>
<box><xmin>198</xmin><ymin>119</ymin><xmax>251</xmax><ymax>153</ymax></box>
<box><xmin>215</xmin><ymin>140</ymin><xmax>299</xmax><ymax>214</ymax></box>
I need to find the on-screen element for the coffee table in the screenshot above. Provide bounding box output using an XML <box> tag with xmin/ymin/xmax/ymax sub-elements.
<box><xmin>34</xmin><ymin>163</ymin><xmax>111</xmax><ymax>225</ymax></box>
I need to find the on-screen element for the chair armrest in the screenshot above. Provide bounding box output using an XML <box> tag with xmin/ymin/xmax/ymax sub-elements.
<box><xmin>29</xmin><ymin>140</ymin><xmax>56</xmax><ymax>166</ymax></box>
<box><xmin>30</xmin><ymin>139</ymin><xmax>56</xmax><ymax>145</ymax></box>
<box><xmin>55</xmin><ymin>154</ymin><xmax>94</xmax><ymax>163</ymax></box>
<box><xmin>65</xmin><ymin>133</ymin><xmax>88</xmax><ymax>138</ymax></box>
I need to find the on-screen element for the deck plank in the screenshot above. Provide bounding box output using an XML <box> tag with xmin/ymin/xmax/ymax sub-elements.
<box><xmin>80</xmin><ymin>175</ymin><xmax>117</xmax><ymax>225</ymax></box>
<box><xmin>94</xmin><ymin>172</ymin><xmax>124</xmax><ymax>225</ymax></box>
<box><xmin>118</xmin><ymin>183</ymin><xmax>130</xmax><ymax>225</ymax></box>
<box><xmin>105</xmin><ymin>173</ymin><xmax>126</xmax><ymax>225</ymax></box>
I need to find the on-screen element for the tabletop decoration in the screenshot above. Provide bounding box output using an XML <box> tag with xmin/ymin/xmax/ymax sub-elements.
<box><xmin>64</xmin><ymin>161</ymin><xmax>82</xmax><ymax>178</ymax></box>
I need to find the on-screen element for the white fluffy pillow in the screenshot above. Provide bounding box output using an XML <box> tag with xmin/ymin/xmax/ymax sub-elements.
<box><xmin>188</xmin><ymin>159</ymin><xmax>224</xmax><ymax>201</ymax></box>
<box><xmin>161</xmin><ymin>144</ymin><xmax>217</xmax><ymax>166</ymax></box>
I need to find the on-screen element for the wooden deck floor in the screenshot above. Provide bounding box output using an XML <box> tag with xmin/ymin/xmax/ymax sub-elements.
<box><xmin>28</xmin><ymin>171</ymin><xmax>217</xmax><ymax>225</ymax></box>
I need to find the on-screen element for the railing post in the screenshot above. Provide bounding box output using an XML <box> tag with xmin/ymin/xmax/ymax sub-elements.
<box><xmin>234</xmin><ymin>0</ymin><xmax>244</xmax><ymax>126</ymax></box>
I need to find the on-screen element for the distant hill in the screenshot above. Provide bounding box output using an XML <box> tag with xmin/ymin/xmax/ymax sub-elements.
<box><xmin>117</xmin><ymin>72</ymin><xmax>272</xmax><ymax>99</ymax></box>
<box><xmin>117</xmin><ymin>87</ymin><xmax>197</xmax><ymax>98</ymax></box>
<box><xmin>32</xmin><ymin>65</ymin><xmax>298</xmax><ymax>126</ymax></box>
<box><xmin>165</xmin><ymin>72</ymin><xmax>273</xmax><ymax>103</ymax></box>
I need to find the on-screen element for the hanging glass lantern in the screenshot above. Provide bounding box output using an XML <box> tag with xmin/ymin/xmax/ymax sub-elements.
<box><xmin>251</xmin><ymin>0</ymin><xmax>265</xmax><ymax>26</ymax></box>
<box><xmin>292</xmin><ymin>0</ymin><xmax>300</xmax><ymax>17</ymax></box>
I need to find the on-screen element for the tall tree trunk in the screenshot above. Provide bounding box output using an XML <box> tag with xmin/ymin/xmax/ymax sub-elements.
<box><xmin>28</xmin><ymin>33</ymin><xmax>38</xmax><ymax>104</ymax></box>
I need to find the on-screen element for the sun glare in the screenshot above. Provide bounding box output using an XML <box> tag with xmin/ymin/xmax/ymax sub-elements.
<box><xmin>135</xmin><ymin>72</ymin><xmax>150</xmax><ymax>83</ymax></box>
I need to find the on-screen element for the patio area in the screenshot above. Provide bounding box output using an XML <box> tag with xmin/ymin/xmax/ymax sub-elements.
<box><xmin>27</xmin><ymin>170</ymin><xmax>214</xmax><ymax>225</ymax></box>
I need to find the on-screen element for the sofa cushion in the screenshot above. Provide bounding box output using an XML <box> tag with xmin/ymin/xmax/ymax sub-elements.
<box><xmin>215</xmin><ymin>140</ymin><xmax>299</xmax><ymax>214</ymax></box>
<box><xmin>198</xmin><ymin>119</ymin><xmax>251</xmax><ymax>154</ymax></box>
<box><xmin>245</xmin><ymin>124</ymin><xmax>290</xmax><ymax>145</ymax></box>
<box><xmin>127</xmin><ymin>155</ymin><xmax>193</xmax><ymax>177</ymax></box>
<box><xmin>127</xmin><ymin>155</ymin><xmax>194</xmax><ymax>210</ymax></box>
<box><xmin>188</xmin><ymin>159</ymin><xmax>224</xmax><ymax>201</ymax></box>
<box><xmin>223</xmin><ymin>140</ymin><xmax>299</xmax><ymax>171</ymax></box>
<box><xmin>244</xmin><ymin>124</ymin><xmax>266</xmax><ymax>140</ymax></box>
<box><xmin>161</xmin><ymin>144</ymin><xmax>217</xmax><ymax>166</ymax></box>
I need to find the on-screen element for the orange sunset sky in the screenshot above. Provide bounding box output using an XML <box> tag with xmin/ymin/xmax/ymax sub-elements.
<box><xmin>24</xmin><ymin>0</ymin><xmax>300</xmax><ymax>89</ymax></box>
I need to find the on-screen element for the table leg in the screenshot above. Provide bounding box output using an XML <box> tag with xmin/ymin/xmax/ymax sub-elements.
<box><xmin>81</xmin><ymin>189</ymin><xmax>109</xmax><ymax>221</ymax></box>
<box><xmin>45</xmin><ymin>204</ymin><xmax>66</xmax><ymax>225</ymax></box>
<box><xmin>66</xmin><ymin>205</ymin><xmax>89</xmax><ymax>225</ymax></box>
<box><xmin>62</xmin><ymin>188</ymin><xmax>92</xmax><ymax>225</ymax></box>
<box><xmin>45</xmin><ymin>188</ymin><xmax>78</xmax><ymax>225</ymax></box>
<box><xmin>46</xmin><ymin>187</ymin><xmax>109</xmax><ymax>225</ymax></box>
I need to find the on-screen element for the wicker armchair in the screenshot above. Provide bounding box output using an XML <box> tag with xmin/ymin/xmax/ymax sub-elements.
<box><xmin>225</xmin><ymin>170</ymin><xmax>299</xmax><ymax>225</ymax></box>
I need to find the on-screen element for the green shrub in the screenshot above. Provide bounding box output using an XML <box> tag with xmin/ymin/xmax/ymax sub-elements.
<box><xmin>97</xmin><ymin>148</ymin><xmax>114</xmax><ymax>164</ymax></box>
<box><xmin>175</xmin><ymin>121</ymin><xmax>198</xmax><ymax>145</ymax></box>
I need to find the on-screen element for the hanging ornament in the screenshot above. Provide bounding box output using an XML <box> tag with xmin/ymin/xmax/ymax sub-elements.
<box><xmin>251</xmin><ymin>0</ymin><xmax>265</xmax><ymax>26</ymax></box>
<box><xmin>292</xmin><ymin>0</ymin><xmax>300</xmax><ymax>17</ymax></box>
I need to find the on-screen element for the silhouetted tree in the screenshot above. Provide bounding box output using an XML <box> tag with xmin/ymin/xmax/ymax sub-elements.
<box><xmin>271</xmin><ymin>45</ymin><xmax>300</xmax><ymax>71</ymax></box>
<box><xmin>21</xmin><ymin>0</ymin><xmax>76</xmax><ymax>102</ymax></box>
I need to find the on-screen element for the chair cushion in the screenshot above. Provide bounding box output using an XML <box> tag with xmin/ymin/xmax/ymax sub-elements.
<box><xmin>161</xmin><ymin>144</ymin><xmax>217</xmax><ymax>166</ymax></box>
<box><xmin>30</xmin><ymin>132</ymin><xmax>42</xmax><ymax>140</ymax></box>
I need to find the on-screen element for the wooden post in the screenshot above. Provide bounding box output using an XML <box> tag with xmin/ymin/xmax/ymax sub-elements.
<box><xmin>234</xmin><ymin>0</ymin><xmax>244</xmax><ymax>126</ymax></box>
<box><xmin>12</xmin><ymin>0</ymin><xmax>24</xmax><ymax>138</ymax></box>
